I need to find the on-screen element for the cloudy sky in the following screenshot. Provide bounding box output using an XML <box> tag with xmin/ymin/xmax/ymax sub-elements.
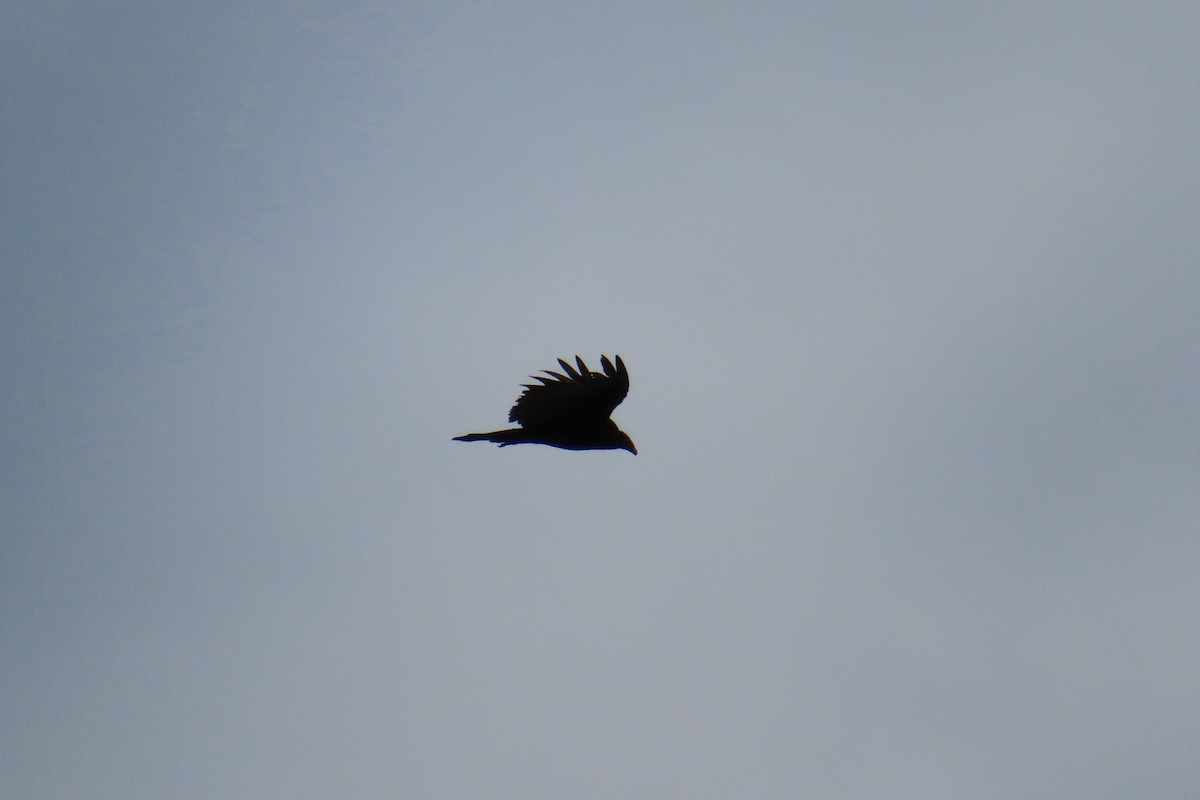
<box><xmin>3</xmin><ymin>2</ymin><xmax>1198</xmax><ymax>798</ymax></box>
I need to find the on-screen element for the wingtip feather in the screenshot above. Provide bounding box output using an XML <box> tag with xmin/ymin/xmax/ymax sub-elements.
<box><xmin>558</xmin><ymin>358</ymin><xmax>580</xmax><ymax>378</ymax></box>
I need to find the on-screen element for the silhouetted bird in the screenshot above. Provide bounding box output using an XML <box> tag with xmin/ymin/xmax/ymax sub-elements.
<box><xmin>454</xmin><ymin>355</ymin><xmax>636</xmax><ymax>454</ymax></box>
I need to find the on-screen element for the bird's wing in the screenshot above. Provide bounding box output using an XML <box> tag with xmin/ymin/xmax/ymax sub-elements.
<box><xmin>509</xmin><ymin>355</ymin><xmax>629</xmax><ymax>427</ymax></box>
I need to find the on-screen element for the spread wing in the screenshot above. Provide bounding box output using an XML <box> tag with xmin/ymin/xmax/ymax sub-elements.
<box><xmin>509</xmin><ymin>355</ymin><xmax>629</xmax><ymax>428</ymax></box>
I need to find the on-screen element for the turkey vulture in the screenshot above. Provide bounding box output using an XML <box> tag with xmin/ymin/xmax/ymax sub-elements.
<box><xmin>453</xmin><ymin>355</ymin><xmax>636</xmax><ymax>454</ymax></box>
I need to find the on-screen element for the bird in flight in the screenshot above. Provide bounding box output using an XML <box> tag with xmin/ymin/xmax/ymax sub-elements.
<box><xmin>454</xmin><ymin>355</ymin><xmax>636</xmax><ymax>454</ymax></box>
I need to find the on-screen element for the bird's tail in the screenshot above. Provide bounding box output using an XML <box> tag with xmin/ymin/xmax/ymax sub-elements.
<box><xmin>452</xmin><ymin>428</ymin><xmax>527</xmax><ymax>446</ymax></box>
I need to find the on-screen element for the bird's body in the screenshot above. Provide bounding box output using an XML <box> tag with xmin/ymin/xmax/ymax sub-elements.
<box><xmin>454</xmin><ymin>355</ymin><xmax>636</xmax><ymax>454</ymax></box>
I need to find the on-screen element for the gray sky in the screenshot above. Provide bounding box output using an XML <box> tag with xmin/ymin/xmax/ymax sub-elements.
<box><xmin>3</xmin><ymin>2</ymin><xmax>1198</xmax><ymax>798</ymax></box>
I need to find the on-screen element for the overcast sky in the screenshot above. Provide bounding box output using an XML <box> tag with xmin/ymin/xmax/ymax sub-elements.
<box><xmin>3</xmin><ymin>2</ymin><xmax>1198</xmax><ymax>798</ymax></box>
